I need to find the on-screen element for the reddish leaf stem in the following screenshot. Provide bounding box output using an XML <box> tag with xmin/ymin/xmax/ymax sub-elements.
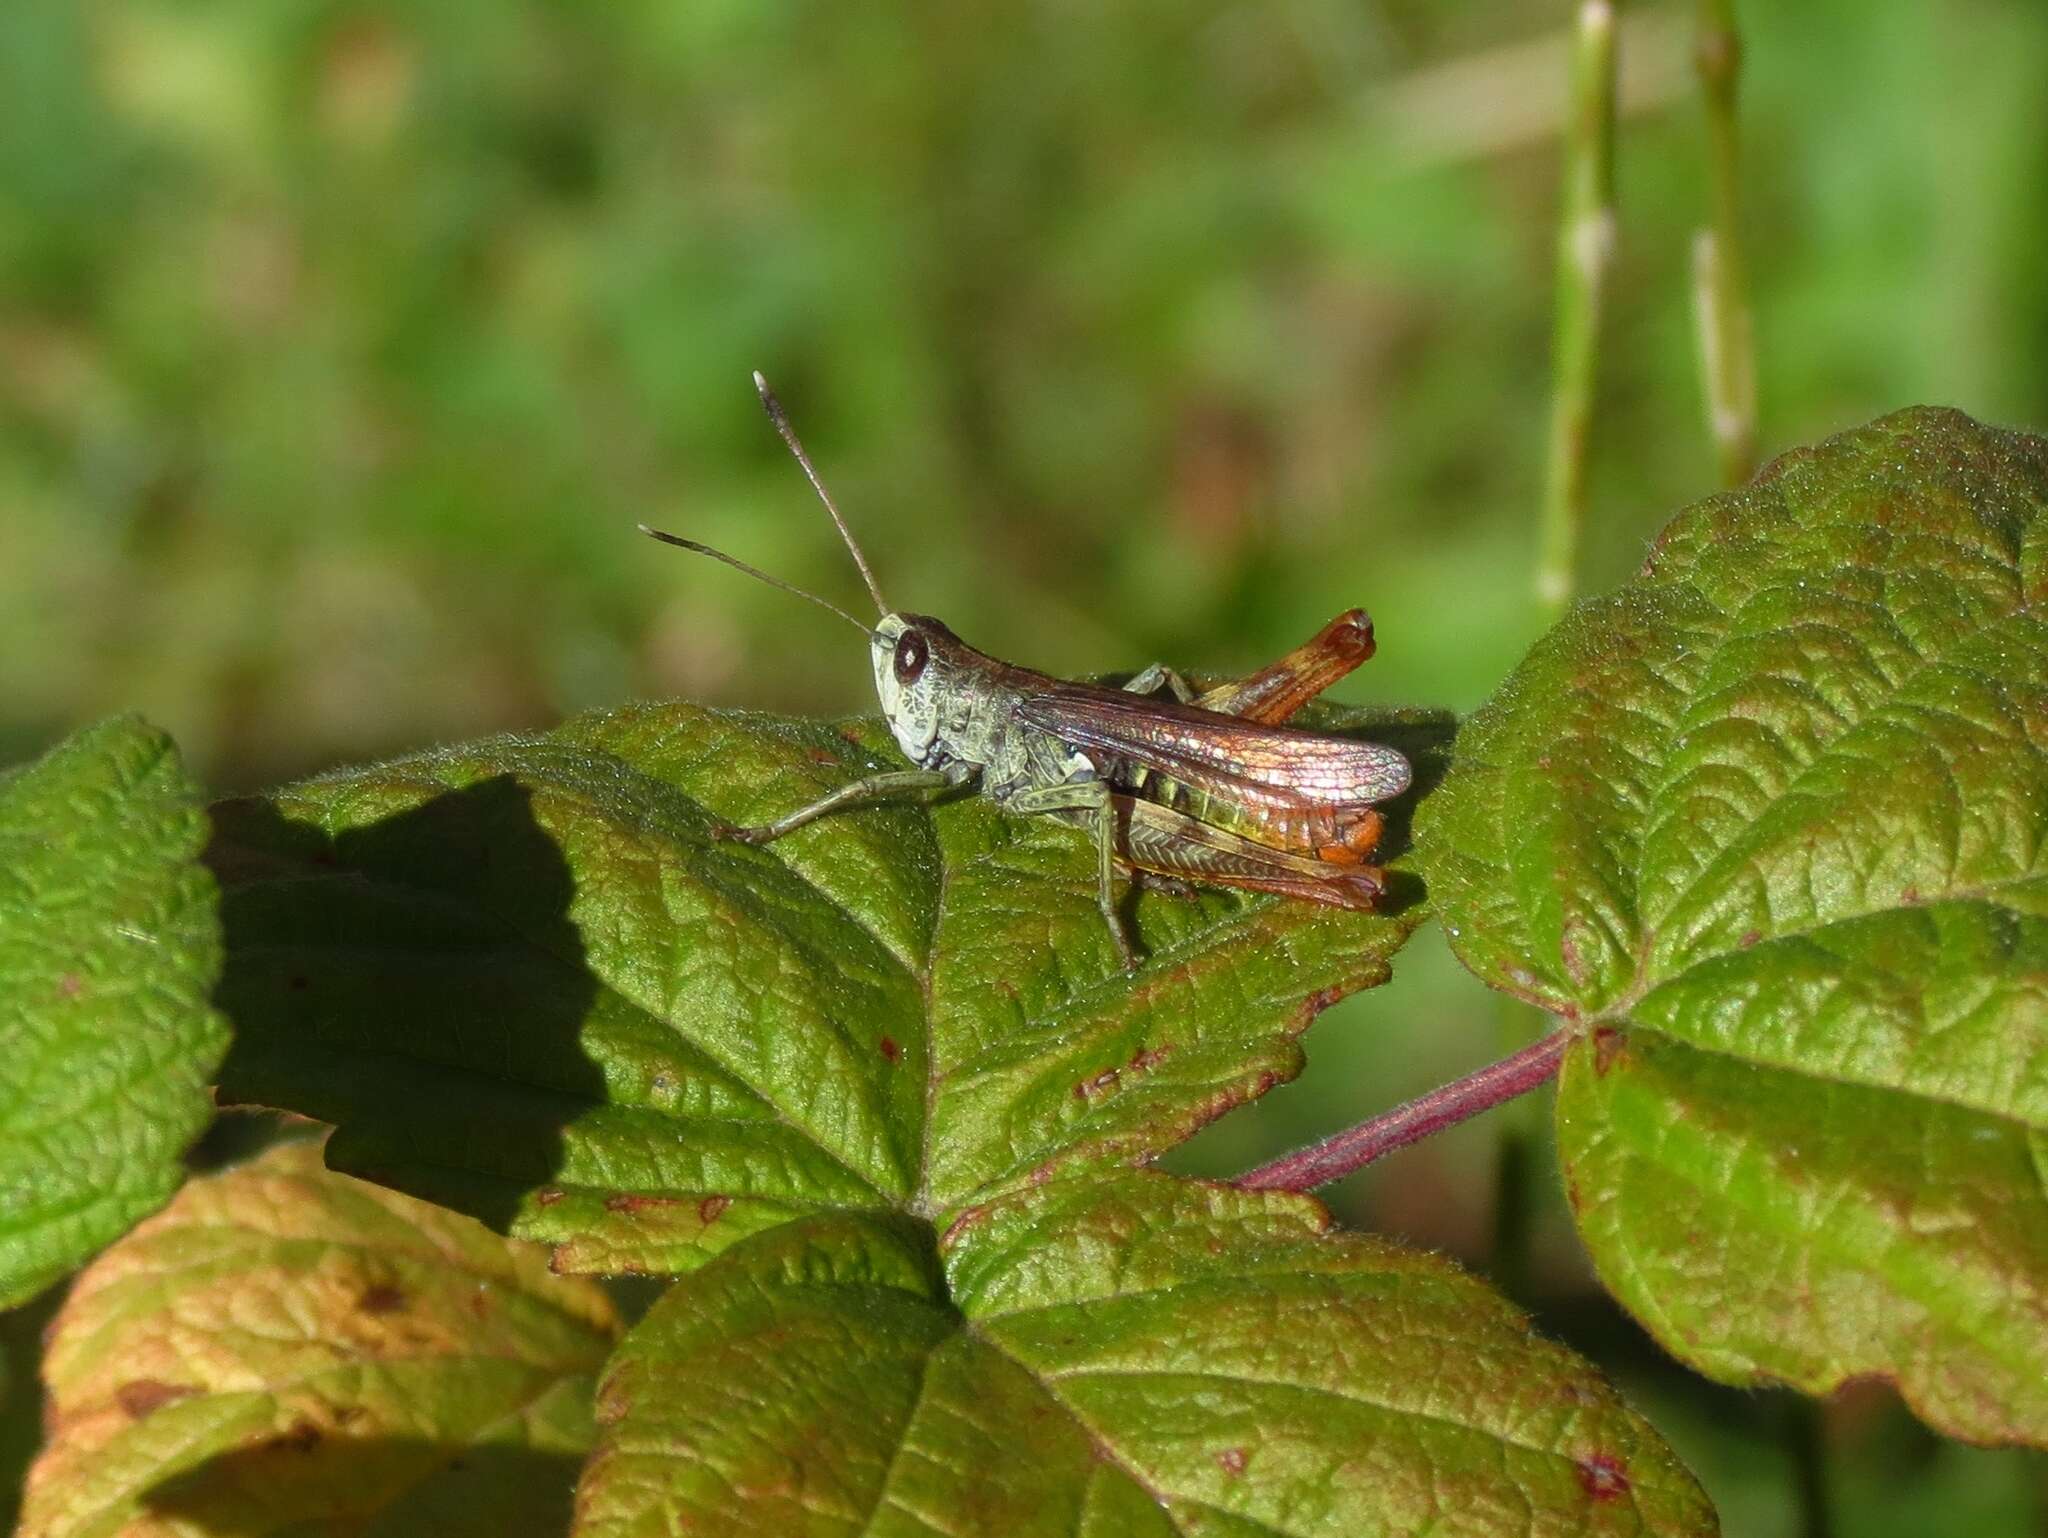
<box><xmin>1237</xmin><ymin>1029</ymin><xmax>1573</xmax><ymax>1193</ymax></box>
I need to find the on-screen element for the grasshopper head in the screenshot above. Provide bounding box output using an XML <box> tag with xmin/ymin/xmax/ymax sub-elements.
<box><xmin>872</xmin><ymin>613</ymin><xmax>961</xmax><ymax>766</ymax></box>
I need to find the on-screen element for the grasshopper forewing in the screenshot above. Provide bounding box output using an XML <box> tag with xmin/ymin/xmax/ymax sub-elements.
<box><xmin>1017</xmin><ymin>653</ymin><xmax>1408</xmax><ymax>905</ymax></box>
<box><xmin>641</xmin><ymin>374</ymin><xmax>1413</xmax><ymax>968</ymax></box>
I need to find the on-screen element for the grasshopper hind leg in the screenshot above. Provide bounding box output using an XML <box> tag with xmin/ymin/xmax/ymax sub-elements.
<box><xmin>1124</xmin><ymin>798</ymin><xmax>1387</xmax><ymax>911</ymax></box>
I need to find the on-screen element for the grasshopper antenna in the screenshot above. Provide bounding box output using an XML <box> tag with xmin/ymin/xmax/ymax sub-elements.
<box><xmin>638</xmin><ymin>525</ymin><xmax>876</xmax><ymax>638</ymax></box>
<box><xmin>751</xmin><ymin>370</ymin><xmax>890</xmax><ymax>617</ymax></box>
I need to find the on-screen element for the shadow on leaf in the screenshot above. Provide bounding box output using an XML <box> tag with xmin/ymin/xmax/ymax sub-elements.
<box><xmin>205</xmin><ymin>775</ymin><xmax>606</xmax><ymax>1234</ymax></box>
<box><xmin>139</xmin><ymin>1432</ymin><xmax>585</xmax><ymax>1537</ymax></box>
<box><xmin>1333</xmin><ymin>706</ymin><xmax>1458</xmax><ymax>869</ymax></box>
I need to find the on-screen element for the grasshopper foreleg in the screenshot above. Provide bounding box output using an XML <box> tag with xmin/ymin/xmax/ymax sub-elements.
<box><xmin>716</xmin><ymin>767</ymin><xmax>966</xmax><ymax>844</ymax></box>
<box><xmin>1006</xmin><ymin>778</ymin><xmax>1138</xmax><ymax>971</ymax></box>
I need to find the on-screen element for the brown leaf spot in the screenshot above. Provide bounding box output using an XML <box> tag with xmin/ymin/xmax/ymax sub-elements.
<box><xmin>698</xmin><ymin>1195</ymin><xmax>731</xmax><ymax>1225</ymax></box>
<box><xmin>1576</xmin><ymin>1453</ymin><xmax>1630</xmax><ymax>1501</ymax></box>
<box><xmin>1900</xmin><ymin>886</ymin><xmax>1922</xmax><ymax>906</ymax></box>
<box><xmin>879</xmin><ymin>1035</ymin><xmax>900</xmax><ymax>1063</ymax></box>
<box><xmin>939</xmin><ymin>1204</ymin><xmax>992</xmax><ymax>1250</ymax></box>
<box><xmin>1127</xmin><ymin>1043</ymin><xmax>1171</xmax><ymax>1074</ymax></box>
<box><xmin>116</xmin><ymin>1380</ymin><xmax>195</xmax><ymax>1420</ymax></box>
<box><xmin>605</xmin><ymin>1192</ymin><xmax>686</xmax><ymax>1215</ymax></box>
<box><xmin>357</xmin><ymin>1283</ymin><xmax>405</xmax><ymax>1314</ymax></box>
<box><xmin>1216</xmin><ymin>1446</ymin><xmax>1248</xmax><ymax>1476</ymax></box>
<box><xmin>1559</xmin><ymin>923</ymin><xmax>1592</xmax><ymax>988</ymax></box>
<box><xmin>1293</xmin><ymin>984</ymin><xmax>1347</xmax><ymax>1028</ymax></box>
<box><xmin>58</xmin><ymin>972</ymin><xmax>83</xmax><ymax>999</ymax></box>
<box><xmin>1074</xmin><ymin>1067</ymin><xmax>1120</xmax><ymax>1100</ymax></box>
<box><xmin>1592</xmin><ymin>1027</ymin><xmax>1627</xmax><ymax>1076</ymax></box>
<box><xmin>534</xmin><ymin>1187</ymin><xmax>566</xmax><ymax>1207</ymax></box>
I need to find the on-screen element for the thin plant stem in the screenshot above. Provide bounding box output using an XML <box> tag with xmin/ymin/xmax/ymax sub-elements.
<box><xmin>1785</xmin><ymin>1396</ymin><xmax>1835</xmax><ymax>1538</ymax></box>
<box><xmin>1238</xmin><ymin>1030</ymin><xmax>1572</xmax><ymax>1193</ymax></box>
<box><xmin>1693</xmin><ymin>0</ymin><xmax>1757</xmax><ymax>486</ymax></box>
<box><xmin>1497</xmin><ymin>0</ymin><xmax>1622</xmax><ymax>1301</ymax></box>
<box><xmin>1488</xmin><ymin>995</ymin><xmax>1553</xmax><ymax>1302</ymax></box>
<box><xmin>1534</xmin><ymin>0</ymin><xmax>1622</xmax><ymax>621</ymax></box>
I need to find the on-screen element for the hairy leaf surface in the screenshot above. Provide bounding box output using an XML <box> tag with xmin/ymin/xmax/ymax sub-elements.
<box><xmin>1421</xmin><ymin>408</ymin><xmax>2048</xmax><ymax>1444</ymax></box>
<box><xmin>576</xmin><ymin>1171</ymin><xmax>1715</xmax><ymax>1538</ymax></box>
<box><xmin>0</xmin><ymin>717</ymin><xmax>229</xmax><ymax>1307</ymax></box>
<box><xmin>18</xmin><ymin>1140</ymin><xmax>618</xmax><ymax>1538</ymax></box>
<box><xmin>212</xmin><ymin>702</ymin><xmax>1441</xmax><ymax>1271</ymax></box>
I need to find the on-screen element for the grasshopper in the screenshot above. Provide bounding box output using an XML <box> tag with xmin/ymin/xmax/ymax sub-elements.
<box><xmin>642</xmin><ymin>373</ymin><xmax>1411</xmax><ymax>969</ymax></box>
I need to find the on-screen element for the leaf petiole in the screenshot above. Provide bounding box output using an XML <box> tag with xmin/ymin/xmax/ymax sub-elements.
<box><xmin>1236</xmin><ymin>1028</ymin><xmax>1572</xmax><ymax>1192</ymax></box>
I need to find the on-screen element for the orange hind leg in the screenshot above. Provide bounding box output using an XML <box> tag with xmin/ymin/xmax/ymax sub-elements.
<box><xmin>1196</xmin><ymin>609</ymin><xmax>1377</xmax><ymax>724</ymax></box>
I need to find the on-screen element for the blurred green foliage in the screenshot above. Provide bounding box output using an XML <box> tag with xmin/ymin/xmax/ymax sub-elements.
<box><xmin>3</xmin><ymin>1</ymin><xmax>2044</xmax><ymax>1530</ymax></box>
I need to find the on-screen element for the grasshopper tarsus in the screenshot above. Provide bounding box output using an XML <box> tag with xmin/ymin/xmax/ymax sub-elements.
<box><xmin>1106</xmin><ymin>893</ymin><xmax>1143</xmax><ymax>971</ymax></box>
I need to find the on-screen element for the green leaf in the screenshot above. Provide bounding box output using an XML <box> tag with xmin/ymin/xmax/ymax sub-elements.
<box><xmin>1420</xmin><ymin>407</ymin><xmax>2048</xmax><ymax>1445</ymax></box>
<box><xmin>0</xmin><ymin>716</ymin><xmax>230</xmax><ymax>1308</ymax></box>
<box><xmin>18</xmin><ymin>1138</ymin><xmax>620</xmax><ymax>1538</ymax></box>
<box><xmin>211</xmin><ymin>702</ymin><xmax>1441</xmax><ymax>1270</ymax></box>
<box><xmin>577</xmin><ymin>1170</ymin><xmax>1716</xmax><ymax>1537</ymax></box>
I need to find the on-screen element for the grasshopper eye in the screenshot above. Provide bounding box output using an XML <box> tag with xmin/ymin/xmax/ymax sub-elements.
<box><xmin>893</xmin><ymin>631</ymin><xmax>929</xmax><ymax>685</ymax></box>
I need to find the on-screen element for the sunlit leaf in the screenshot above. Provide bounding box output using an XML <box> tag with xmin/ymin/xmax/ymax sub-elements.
<box><xmin>0</xmin><ymin>717</ymin><xmax>228</xmax><ymax>1307</ymax></box>
<box><xmin>18</xmin><ymin>1139</ymin><xmax>619</xmax><ymax>1538</ymax></box>
<box><xmin>575</xmin><ymin>1171</ymin><xmax>1716</xmax><ymax>1537</ymax></box>
<box><xmin>1420</xmin><ymin>407</ymin><xmax>2048</xmax><ymax>1445</ymax></box>
<box><xmin>211</xmin><ymin>703</ymin><xmax>1442</xmax><ymax>1270</ymax></box>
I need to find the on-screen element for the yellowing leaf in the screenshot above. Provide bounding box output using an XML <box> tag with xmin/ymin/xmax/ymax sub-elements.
<box><xmin>19</xmin><ymin>1140</ymin><xmax>619</xmax><ymax>1538</ymax></box>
